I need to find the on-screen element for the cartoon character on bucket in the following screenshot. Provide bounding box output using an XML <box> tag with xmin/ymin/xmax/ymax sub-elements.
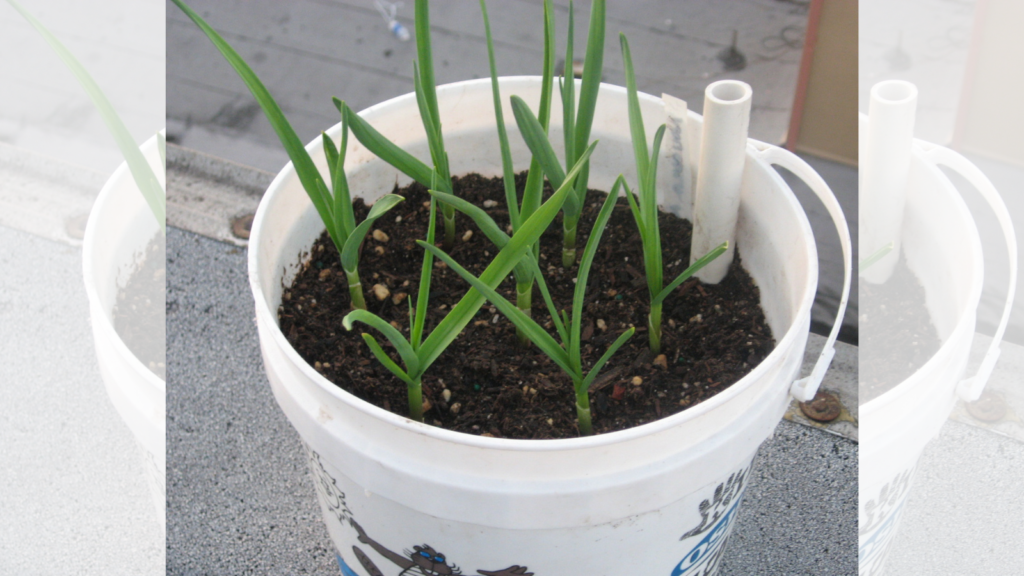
<box><xmin>338</xmin><ymin>518</ymin><xmax>533</xmax><ymax>576</ymax></box>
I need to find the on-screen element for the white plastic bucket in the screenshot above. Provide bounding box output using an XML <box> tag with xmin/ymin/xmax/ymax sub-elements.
<box><xmin>249</xmin><ymin>77</ymin><xmax>850</xmax><ymax>574</ymax></box>
<box><xmin>82</xmin><ymin>134</ymin><xmax>166</xmax><ymax>530</ymax></box>
<box><xmin>858</xmin><ymin>114</ymin><xmax>1017</xmax><ymax>575</ymax></box>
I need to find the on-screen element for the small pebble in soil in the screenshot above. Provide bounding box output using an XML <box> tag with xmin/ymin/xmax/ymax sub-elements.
<box><xmin>689</xmin><ymin>314</ymin><xmax>702</xmax><ymax>323</ymax></box>
<box><xmin>315</xmin><ymin>361</ymin><xmax>323</xmax><ymax>370</ymax></box>
<box><xmin>450</xmin><ymin>402</ymin><xmax>462</xmax><ymax>414</ymax></box>
<box><xmin>462</xmin><ymin>230</ymin><xmax>473</xmax><ymax>241</ymax></box>
<box><xmin>323</xmin><ymin>362</ymin><xmax>331</xmax><ymax>368</ymax></box>
<box><xmin>597</xmin><ymin>319</ymin><xmax>608</xmax><ymax>331</ymax></box>
<box><xmin>372</xmin><ymin>229</ymin><xmax>389</xmax><ymax>242</ymax></box>
<box><xmin>547</xmin><ymin>418</ymin><xmax>554</xmax><ymax>426</ymax></box>
<box><xmin>654</xmin><ymin>354</ymin><xmax>668</xmax><ymax>369</ymax></box>
<box><xmin>668</xmin><ymin>318</ymin><xmax>676</xmax><ymax>328</ymax></box>
<box><xmin>374</xmin><ymin>246</ymin><xmax>385</xmax><ymax>255</ymax></box>
<box><xmin>483</xmin><ymin>199</ymin><xmax>498</xmax><ymax>208</ymax></box>
<box><xmin>373</xmin><ymin>284</ymin><xmax>390</xmax><ymax>301</ymax></box>
<box><xmin>422</xmin><ymin>398</ymin><xmax>433</xmax><ymax>413</ymax></box>
<box><xmin>442</xmin><ymin>389</ymin><xmax>452</xmax><ymax>402</ymax></box>
<box><xmin>319</xmin><ymin>269</ymin><xmax>331</xmax><ymax>281</ymax></box>
<box><xmin>632</xmin><ymin>376</ymin><xmax>643</xmax><ymax>386</ymax></box>
<box><xmin>389</xmin><ymin>321</ymin><xmax>400</xmax><ymax>329</ymax></box>
<box><xmin>392</xmin><ymin>292</ymin><xmax>407</xmax><ymax>305</ymax></box>
<box><xmin>395</xmin><ymin>215</ymin><xmax>402</xmax><ymax>223</ymax></box>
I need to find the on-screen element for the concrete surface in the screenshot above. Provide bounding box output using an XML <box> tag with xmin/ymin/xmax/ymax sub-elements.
<box><xmin>0</xmin><ymin>225</ymin><xmax>164</xmax><ymax>576</ymax></box>
<box><xmin>884</xmin><ymin>419</ymin><xmax>1024</xmax><ymax>575</ymax></box>
<box><xmin>166</xmin><ymin>0</ymin><xmax>809</xmax><ymax>173</ymax></box>
<box><xmin>165</xmin><ymin>225</ymin><xmax>858</xmax><ymax>575</ymax></box>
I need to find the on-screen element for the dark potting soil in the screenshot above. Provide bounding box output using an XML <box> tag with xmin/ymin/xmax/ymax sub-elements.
<box><xmin>112</xmin><ymin>230</ymin><xmax>166</xmax><ymax>380</ymax></box>
<box><xmin>859</xmin><ymin>254</ymin><xmax>941</xmax><ymax>403</ymax></box>
<box><xmin>279</xmin><ymin>173</ymin><xmax>775</xmax><ymax>439</ymax></box>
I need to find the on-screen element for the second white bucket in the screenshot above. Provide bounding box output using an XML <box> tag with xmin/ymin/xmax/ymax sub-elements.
<box><xmin>858</xmin><ymin>113</ymin><xmax>1017</xmax><ymax>574</ymax></box>
<box><xmin>249</xmin><ymin>77</ymin><xmax>851</xmax><ymax>574</ymax></box>
<box><xmin>82</xmin><ymin>134</ymin><xmax>166</xmax><ymax>530</ymax></box>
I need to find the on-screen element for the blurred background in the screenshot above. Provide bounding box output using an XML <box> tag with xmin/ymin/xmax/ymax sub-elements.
<box><xmin>860</xmin><ymin>0</ymin><xmax>1024</xmax><ymax>573</ymax></box>
<box><xmin>0</xmin><ymin>0</ymin><xmax>164</xmax><ymax>573</ymax></box>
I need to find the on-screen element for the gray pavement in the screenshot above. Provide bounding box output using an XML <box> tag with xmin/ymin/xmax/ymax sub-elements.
<box><xmin>165</xmin><ymin>225</ymin><xmax>858</xmax><ymax>575</ymax></box>
<box><xmin>885</xmin><ymin>419</ymin><xmax>1024</xmax><ymax>575</ymax></box>
<box><xmin>0</xmin><ymin>225</ymin><xmax>164</xmax><ymax>576</ymax></box>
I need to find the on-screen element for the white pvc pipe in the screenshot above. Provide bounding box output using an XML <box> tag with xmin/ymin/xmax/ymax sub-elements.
<box><xmin>861</xmin><ymin>80</ymin><xmax>917</xmax><ymax>284</ymax></box>
<box><xmin>691</xmin><ymin>80</ymin><xmax>752</xmax><ymax>283</ymax></box>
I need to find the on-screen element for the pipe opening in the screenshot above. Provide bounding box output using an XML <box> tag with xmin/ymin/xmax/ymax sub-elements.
<box><xmin>872</xmin><ymin>80</ymin><xmax>917</xmax><ymax>105</ymax></box>
<box><xmin>708</xmin><ymin>80</ymin><xmax>751</xmax><ymax>104</ymax></box>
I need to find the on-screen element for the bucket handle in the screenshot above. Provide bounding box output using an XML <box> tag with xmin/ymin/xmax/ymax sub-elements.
<box><xmin>916</xmin><ymin>143</ymin><xmax>1018</xmax><ymax>402</ymax></box>
<box><xmin>748</xmin><ymin>143</ymin><xmax>852</xmax><ymax>402</ymax></box>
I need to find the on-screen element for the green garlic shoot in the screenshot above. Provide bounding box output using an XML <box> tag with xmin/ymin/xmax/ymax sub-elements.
<box><xmin>173</xmin><ymin>0</ymin><xmax>403</xmax><ymax>310</ymax></box>
<box><xmin>343</xmin><ymin>144</ymin><xmax>598</xmax><ymax>422</ymax></box>
<box><xmin>620</xmin><ymin>33</ymin><xmax>728</xmax><ymax>354</ymax></box>
<box><xmin>422</xmin><ymin>175</ymin><xmax>632</xmax><ymax>436</ymax></box>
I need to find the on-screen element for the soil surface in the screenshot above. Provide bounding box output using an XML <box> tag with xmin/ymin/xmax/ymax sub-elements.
<box><xmin>279</xmin><ymin>173</ymin><xmax>775</xmax><ymax>439</ymax></box>
<box><xmin>113</xmin><ymin>231</ymin><xmax>166</xmax><ymax>380</ymax></box>
<box><xmin>859</xmin><ymin>254</ymin><xmax>941</xmax><ymax>403</ymax></box>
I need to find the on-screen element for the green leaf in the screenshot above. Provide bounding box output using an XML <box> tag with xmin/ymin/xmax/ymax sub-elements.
<box><xmin>562</xmin><ymin>3</ymin><xmax>576</xmax><ymax>166</ymax></box>
<box><xmin>620</xmin><ymin>33</ymin><xmax>649</xmax><ymax>195</ymax></box>
<box><xmin>414</xmin><ymin>0</ymin><xmax>441</xmax><ymax>137</ymax></box>
<box><xmin>574</xmin><ymin>0</ymin><xmax>605</xmax><ymax>159</ymax></box>
<box><xmin>570</xmin><ymin>174</ymin><xmax>623</xmax><ymax>368</ymax></box>
<box><xmin>860</xmin><ymin>241</ymin><xmax>894</xmax><ymax>274</ymax></box>
<box><xmin>420</xmin><ymin>242</ymin><xmax>574</xmax><ymax>375</ymax></box>
<box><xmin>411</xmin><ymin>194</ymin><xmax>438</xmax><ymax>349</ymax></box>
<box><xmin>581</xmin><ymin>326</ymin><xmax>635</xmax><ymax>392</ymax></box>
<box><xmin>622</xmin><ymin>176</ymin><xmax>646</xmax><ymax>237</ymax></box>
<box><xmin>413</xmin><ymin>61</ymin><xmax>446</xmax><ymax>173</ymax></box>
<box><xmin>335</xmin><ymin>115</ymin><xmax>356</xmax><ymax>239</ymax></box>
<box><xmin>537</xmin><ymin>0</ymin><xmax>557</xmax><ymax>131</ymax></box>
<box><xmin>14</xmin><ymin>0</ymin><xmax>165</xmax><ymax>231</ymax></box>
<box><xmin>511</xmin><ymin>95</ymin><xmax>566</xmax><ymax>189</ymax></box>
<box><xmin>344</xmin><ymin>309</ymin><xmax>421</xmax><ymax>377</ymax></box>
<box><xmin>479</xmin><ymin>0</ymin><xmax>520</xmax><ymax>231</ymax></box>
<box><xmin>653</xmin><ymin>242</ymin><xmax>729</xmax><ymax>306</ymax></box>
<box><xmin>361</xmin><ymin>333</ymin><xmax>415</xmax><ymax>387</ymax></box>
<box><xmin>646</xmin><ymin>124</ymin><xmax>667</xmax><ymax>223</ymax></box>
<box><xmin>174</xmin><ymin>0</ymin><xmax>340</xmax><ymax>241</ymax></box>
<box><xmin>429</xmin><ymin>190</ymin><xmax>509</xmax><ymax>248</ymax></box>
<box><xmin>338</xmin><ymin>99</ymin><xmax>435</xmax><ymax>188</ymax></box>
<box><xmin>339</xmin><ymin>194</ymin><xmax>405</xmax><ymax>273</ymax></box>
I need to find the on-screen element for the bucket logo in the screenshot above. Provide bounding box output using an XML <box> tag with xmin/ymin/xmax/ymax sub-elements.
<box><xmin>672</xmin><ymin>467</ymin><xmax>748</xmax><ymax>576</ymax></box>
<box><xmin>304</xmin><ymin>446</ymin><xmax>535</xmax><ymax>576</ymax></box>
<box><xmin>859</xmin><ymin>467</ymin><xmax>916</xmax><ymax>576</ymax></box>
<box><xmin>305</xmin><ymin>444</ymin><xmax>353</xmax><ymax>525</ymax></box>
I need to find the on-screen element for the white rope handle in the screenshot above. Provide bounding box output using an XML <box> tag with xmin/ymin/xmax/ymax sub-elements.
<box><xmin>751</xmin><ymin>143</ymin><xmax>853</xmax><ymax>402</ymax></box>
<box><xmin>916</xmin><ymin>142</ymin><xmax>1018</xmax><ymax>402</ymax></box>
